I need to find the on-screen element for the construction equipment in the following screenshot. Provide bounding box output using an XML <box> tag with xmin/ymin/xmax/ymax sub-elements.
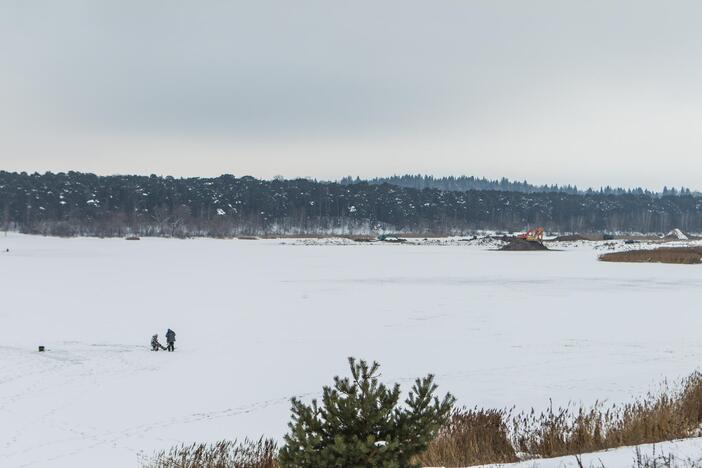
<box><xmin>517</xmin><ymin>227</ymin><xmax>545</xmax><ymax>243</ymax></box>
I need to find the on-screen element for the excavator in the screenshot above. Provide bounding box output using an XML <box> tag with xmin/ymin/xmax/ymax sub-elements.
<box><xmin>517</xmin><ymin>227</ymin><xmax>545</xmax><ymax>243</ymax></box>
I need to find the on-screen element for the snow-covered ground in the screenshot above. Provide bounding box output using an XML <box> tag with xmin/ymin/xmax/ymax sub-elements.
<box><xmin>1</xmin><ymin>233</ymin><xmax>702</xmax><ymax>467</ymax></box>
<box><xmin>476</xmin><ymin>437</ymin><xmax>702</xmax><ymax>468</ymax></box>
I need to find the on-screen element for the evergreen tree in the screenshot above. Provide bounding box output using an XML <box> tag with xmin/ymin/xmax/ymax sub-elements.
<box><xmin>278</xmin><ymin>358</ymin><xmax>455</xmax><ymax>468</ymax></box>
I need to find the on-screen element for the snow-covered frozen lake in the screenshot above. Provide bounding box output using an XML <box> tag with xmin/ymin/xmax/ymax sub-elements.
<box><xmin>1</xmin><ymin>234</ymin><xmax>702</xmax><ymax>467</ymax></box>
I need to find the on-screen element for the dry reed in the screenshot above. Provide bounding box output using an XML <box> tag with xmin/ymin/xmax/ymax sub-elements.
<box><xmin>419</xmin><ymin>372</ymin><xmax>702</xmax><ymax>467</ymax></box>
<box><xmin>600</xmin><ymin>247</ymin><xmax>702</xmax><ymax>264</ymax></box>
<box><xmin>142</xmin><ymin>438</ymin><xmax>277</xmax><ymax>468</ymax></box>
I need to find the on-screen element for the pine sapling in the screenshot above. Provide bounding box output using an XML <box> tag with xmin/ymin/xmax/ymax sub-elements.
<box><xmin>278</xmin><ymin>357</ymin><xmax>455</xmax><ymax>468</ymax></box>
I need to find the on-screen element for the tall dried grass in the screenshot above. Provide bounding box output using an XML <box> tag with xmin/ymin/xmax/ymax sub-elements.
<box><xmin>416</xmin><ymin>408</ymin><xmax>518</xmax><ymax>466</ymax></box>
<box><xmin>142</xmin><ymin>438</ymin><xmax>277</xmax><ymax>468</ymax></box>
<box><xmin>600</xmin><ymin>247</ymin><xmax>702</xmax><ymax>264</ymax></box>
<box><xmin>419</xmin><ymin>372</ymin><xmax>702</xmax><ymax>467</ymax></box>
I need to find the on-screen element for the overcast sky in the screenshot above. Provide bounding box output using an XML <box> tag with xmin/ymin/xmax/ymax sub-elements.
<box><xmin>2</xmin><ymin>1</ymin><xmax>702</xmax><ymax>189</ymax></box>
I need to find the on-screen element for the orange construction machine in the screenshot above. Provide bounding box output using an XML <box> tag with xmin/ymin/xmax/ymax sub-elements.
<box><xmin>517</xmin><ymin>227</ymin><xmax>545</xmax><ymax>242</ymax></box>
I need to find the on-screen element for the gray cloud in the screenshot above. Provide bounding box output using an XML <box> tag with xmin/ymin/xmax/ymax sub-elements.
<box><xmin>2</xmin><ymin>1</ymin><xmax>702</xmax><ymax>188</ymax></box>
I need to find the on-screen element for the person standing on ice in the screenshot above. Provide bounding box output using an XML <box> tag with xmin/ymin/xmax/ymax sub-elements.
<box><xmin>151</xmin><ymin>334</ymin><xmax>166</xmax><ymax>351</ymax></box>
<box><xmin>165</xmin><ymin>329</ymin><xmax>176</xmax><ymax>352</ymax></box>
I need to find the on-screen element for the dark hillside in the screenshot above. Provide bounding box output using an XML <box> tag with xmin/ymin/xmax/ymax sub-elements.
<box><xmin>1</xmin><ymin>171</ymin><xmax>701</xmax><ymax>237</ymax></box>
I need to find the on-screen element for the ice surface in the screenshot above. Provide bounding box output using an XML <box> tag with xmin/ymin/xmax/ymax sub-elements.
<box><xmin>1</xmin><ymin>233</ymin><xmax>702</xmax><ymax>467</ymax></box>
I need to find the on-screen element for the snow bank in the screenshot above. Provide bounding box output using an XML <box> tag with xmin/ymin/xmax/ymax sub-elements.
<box><xmin>472</xmin><ymin>437</ymin><xmax>702</xmax><ymax>468</ymax></box>
<box><xmin>667</xmin><ymin>228</ymin><xmax>690</xmax><ymax>240</ymax></box>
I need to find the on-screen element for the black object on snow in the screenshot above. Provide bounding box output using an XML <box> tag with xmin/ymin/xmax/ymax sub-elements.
<box><xmin>499</xmin><ymin>239</ymin><xmax>549</xmax><ymax>251</ymax></box>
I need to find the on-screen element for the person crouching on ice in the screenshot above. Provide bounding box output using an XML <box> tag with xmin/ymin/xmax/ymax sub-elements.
<box><xmin>151</xmin><ymin>334</ymin><xmax>166</xmax><ymax>351</ymax></box>
<box><xmin>165</xmin><ymin>328</ymin><xmax>176</xmax><ymax>352</ymax></box>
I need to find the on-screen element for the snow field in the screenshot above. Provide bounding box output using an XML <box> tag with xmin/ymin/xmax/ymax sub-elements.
<box><xmin>1</xmin><ymin>234</ymin><xmax>702</xmax><ymax>467</ymax></box>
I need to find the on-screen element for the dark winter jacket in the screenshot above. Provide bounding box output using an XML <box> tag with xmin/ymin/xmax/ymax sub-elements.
<box><xmin>166</xmin><ymin>329</ymin><xmax>176</xmax><ymax>343</ymax></box>
<box><xmin>151</xmin><ymin>335</ymin><xmax>163</xmax><ymax>349</ymax></box>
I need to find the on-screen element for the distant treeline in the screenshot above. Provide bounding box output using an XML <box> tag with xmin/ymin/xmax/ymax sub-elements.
<box><xmin>1</xmin><ymin>171</ymin><xmax>701</xmax><ymax>237</ymax></box>
<box><xmin>340</xmin><ymin>174</ymin><xmax>698</xmax><ymax>197</ymax></box>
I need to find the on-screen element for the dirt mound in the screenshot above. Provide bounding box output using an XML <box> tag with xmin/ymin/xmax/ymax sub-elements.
<box><xmin>499</xmin><ymin>239</ymin><xmax>549</xmax><ymax>251</ymax></box>
<box><xmin>600</xmin><ymin>247</ymin><xmax>702</xmax><ymax>264</ymax></box>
